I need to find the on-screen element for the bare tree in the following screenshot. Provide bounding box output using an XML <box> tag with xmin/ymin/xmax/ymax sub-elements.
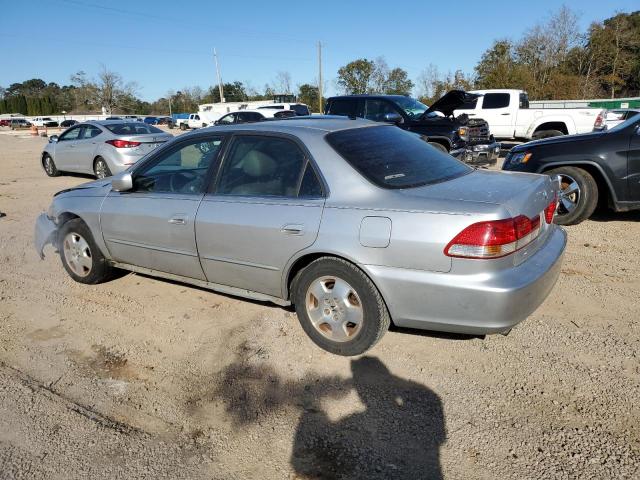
<box><xmin>274</xmin><ymin>71</ymin><xmax>292</xmax><ymax>94</ymax></box>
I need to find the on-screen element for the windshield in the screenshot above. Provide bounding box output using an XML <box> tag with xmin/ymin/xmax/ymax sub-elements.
<box><xmin>326</xmin><ymin>125</ymin><xmax>471</xmax><ymax>189</ymax></box>
<box><xmin>608</xmin><ymin>113</ymin><xmax>640</xmax><ymax>133</ymax></box>
<box><xmin>393</xmin><ymin>97</ymin><xmax>429</xmax><ymax>119</ymax></box>
<box><xmin>104</xmin><ymin>122</ymin><xmax>163</xmax><ymax>135</ymax></box>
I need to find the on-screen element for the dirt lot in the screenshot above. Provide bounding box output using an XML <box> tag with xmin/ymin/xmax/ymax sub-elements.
<box><xmin>0</xmin><ymin>130</ymin><xmax>639</xmax><ymax>479</ymax></box>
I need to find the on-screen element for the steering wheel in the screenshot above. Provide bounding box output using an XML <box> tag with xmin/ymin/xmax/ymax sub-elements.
<box><xmin>169</xmin><ymin>171</ymin><xmax>201</xmax><ymax>193</ymax></box>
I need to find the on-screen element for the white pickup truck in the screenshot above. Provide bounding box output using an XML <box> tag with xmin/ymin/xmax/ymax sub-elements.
<box><xmin>454</xmin><ymin>89</ymin><xmax>604</xmax><ymax>140</ymax></box>
<box><xmin>176</xmin><ymin>113</ymin><xmax>207</xmax><ymax>130</ymax></box>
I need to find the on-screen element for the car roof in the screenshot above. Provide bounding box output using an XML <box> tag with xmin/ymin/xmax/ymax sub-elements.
<box><xmin>197</xmin><ymin>115</ymin><xmax>379</xmax><ymax>133</ymax></box>
<box><xmin>86</xmin><ymin>119</ymin><xmax>147</xmax><ymax>126</ymax></box>
<box><xmin>327</xmin><ymin>94</ymin><xmax>410</xmax><ymax>100</ymax></box>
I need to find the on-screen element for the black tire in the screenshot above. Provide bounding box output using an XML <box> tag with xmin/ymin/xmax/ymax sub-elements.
<box><xmin>292</xmin><ymin>257</ymin><xmax>390</xmax><ymax>356</ymax></box>
<box><xmin>532</xmin><ymin>129</ymin><xmax>565</xmax><ymax>140</ymax></box>
<box><xmin>547</xmin><ymin>166</ymin><xmax>598</xmax><ymax>225</ymax></box>
<box><xmin>58</xmin><ymin>218</ymin><xmax>114</xmax><ymax>284</ymax></box>
<box><xmin>180</xmin><ymin>123</ymin><xmax>187</xmax><ymax>131</ymax></box>
<box><xmin>202</xmin><ymin>123</ymin><xmax>207</xmax><ymax>128</ymax></box>
<box><xmin>428</xmin><ymin>142</ymin><xmax>448</xmax><ymax>153</ymax></box>
<box><xmin>93</xmin><ymin>157</ymin><xmax>112</xmax><ymax>179</ymax></box>
<box><xmin>42</xmin><ymin>153</ymin><xmax>60</xmax><ymax>177</ymax></box>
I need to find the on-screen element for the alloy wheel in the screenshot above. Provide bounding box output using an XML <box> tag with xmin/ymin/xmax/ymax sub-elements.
<box><xmin>557</xmin><ymin>174</ymin><xmax>580</xmax><ymax>214</ymax></box>
<box><xmin>94</xmin><ymin>160</ymin><xmax>108</xmax><ymax>179</ymax></box>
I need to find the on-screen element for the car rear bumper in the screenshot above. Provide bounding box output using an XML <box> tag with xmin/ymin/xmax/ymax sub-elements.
<box><xmin>34</xmin><ymin>213</ymin><xmax>58</xmax><ymax>259</ymax></box>
<box><xmin>364</xmin><ymin>226</ymin><xmax>566</xmax><ymax>335</ymax></box>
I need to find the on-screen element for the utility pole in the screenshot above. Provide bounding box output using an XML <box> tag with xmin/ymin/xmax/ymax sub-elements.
<box><xmin>214</xmin><ymin>48</ymin><xmax>225</xmax><ymax>103</ymax></box>
<box><xmin>317</xmin><ymin>41</ymin><xmax>323</xmax><ymax>113</ymax></box>
<box><xmin>168</xmin><ymin>95</ymin><xmax>172</xmax><ymax>116</ymax></box>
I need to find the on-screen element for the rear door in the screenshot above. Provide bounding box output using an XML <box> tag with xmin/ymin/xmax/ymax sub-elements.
<box><xmin>100</xmin><ymin>134</ymin><xmax>225</xmax><ymax>279</ymax></box>
<box><xmin>479</xmin><ymin>93</ymin><xmax>513</xmax><ymax>137</ymax></box>
<box><xmin>195</xmin><ymin>133</ymin><xmax>325</xmax><ymax>297</ymax></box>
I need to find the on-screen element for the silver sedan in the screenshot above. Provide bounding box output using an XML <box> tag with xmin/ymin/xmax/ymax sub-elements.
<box><xmin>41</xmin><ymin>120</ymin><xmax>173</xmax><ymax>179</ymax></box>
<box><xmin>35</xmin><ymin>117</ymin><xmax>566</xmax><ymax>356</ymax></box>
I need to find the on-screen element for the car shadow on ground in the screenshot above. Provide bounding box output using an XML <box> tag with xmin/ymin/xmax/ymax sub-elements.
<box><xmin>588</xmin><ymin>209</ymin><xmax>640</xmax><ymax>223</ymax></box>
<box><xmin>212</xmin><ymin>350</ymin><xmax>446</xmax><ymax>479</ymax></box>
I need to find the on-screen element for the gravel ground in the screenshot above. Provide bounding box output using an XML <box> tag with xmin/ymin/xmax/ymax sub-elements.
<box><xmin>0</xmin><ymin>130</ymin><xmax>638</xmax><ymax>479</ymax></box>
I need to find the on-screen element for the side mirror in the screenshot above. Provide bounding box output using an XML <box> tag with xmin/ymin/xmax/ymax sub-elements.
<box><xmin>214</xmin><ymin>120</ymin><xmax>220</xmax><ymax>125</ymax></box>
<box><xmin>382</xmin><ymin>112</ymin><xmax>403</xmax><ymax>124</ymax></box>
<box><xmin>49</xmin><ymin>135</ymin><xmax>59</xmax><ymax>143</ymax></box>
<box><xmin>111</xmin><ymin>172</ymin><xmax>133</xmax><ymax>192</ymax></box>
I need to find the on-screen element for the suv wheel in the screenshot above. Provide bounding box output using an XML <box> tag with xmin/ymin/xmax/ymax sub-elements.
<box><xmin>547</xmin><ymin>166</ymin><xmax>598</xmax><ymax>225</ymax></box>
<box><xmin>292</xmin><ymin>257</ymin><xmax>390</xmax><ymax>356</ymax></box>
<box><xmin>59</xmin><ymin>219</ymin><xmax>114</xmax><ymax>284</ymax></box>
<box><xmin>43</xmin><ymin>154</ymin><xmax>60</xmax><ymax>177</ymax></box>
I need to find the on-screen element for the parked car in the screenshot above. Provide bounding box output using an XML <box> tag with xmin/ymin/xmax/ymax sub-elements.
<box><xmin>144</xmin><ymin>116</ymin><xmax>159</xmax><ymax>125</ymax></box>
<box><xmin>10</xmin><ymin>118</ymin><xmax>32</xmax><ymax>129</ymax></box>
<box><xmin>41</xmin><ymin>121</ymin><xmax>173</xmax><ymax>179</ymax></box>
<box><xmin>105</xmin><ymin>116</ymin><xmax>123</xmax><ymax>120</ymax></box>
<box><xmin>176</xmin><ymin>113</ymin><xmax>206</xmax><ymax>130</ymax></box>
<box><xmin>60</xmin><ymin>119</ymin><xmax>78</xmax><ymax>128</ymax></box>
<box><xmin>214</xmin><ymin>109</ymin><xmax>296</xmax><ymax>125</ymax></box>
<box><xmin>35</xmin><ymin>117</ymin><xmax>565</xmax><ymax>356</ymax></box>
<box><xmin>0</xmin><ymin>119</ymin><xmax>11</xmax><ymax>127</ymax></box>
<box><xmin>31</xmin><ymin>117</ymin><xmax>59</xmax><ymax>127</ymax></box>
<box><xmin>502</xmin><ymin>113</ymin><xmax>640</xmax><ymax>225</ymax></box>
<box><xmin>257</xmin><ymin>103</ymin><xmax>311</xmax><ymax>116</ymax></box>
<box><xmin>156</xmin><ymin>116</ymin><xmax>175</xmax><ymax>128</ymax></box>
<box><xmin>325</xmin><ymin>91</ymin><xmax>500</xmax><ymax>166</ymax></box>
<box><xmin>594</xmin><ymin>109</ymin><xmax>640</xmax><ymax>131</ymax></box>
<box><xmin>457</xmin><ymin>89</ymin><xmax>605</xmax><ymax>140</ymax></box>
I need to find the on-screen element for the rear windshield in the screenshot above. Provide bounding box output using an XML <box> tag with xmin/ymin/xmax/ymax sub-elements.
<box><xmin>326</xmin><ymin>126</ymin><xmax>471</xmax><ymax>189</ymax></box>
<box><xmin>104</xmin><ymin>122</ymin><xmax>163</xmax><ymax>135</ymax></box>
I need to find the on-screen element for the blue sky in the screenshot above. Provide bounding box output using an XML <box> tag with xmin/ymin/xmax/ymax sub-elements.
<box><xmin>1</xmin><ymin>0</ymin><xmax>637</xmax><ymax>101</ymax></box>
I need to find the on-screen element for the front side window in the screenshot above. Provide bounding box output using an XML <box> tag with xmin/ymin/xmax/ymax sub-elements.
<box><xmin>458</xmin><ymin>98</ymin><xmax>478</xmax><ymax>110</ymax></box>
<box><xmin>364</xmin><ymin>99</ymin><xmax>398</xmax><ymax>121</ymax></box>
<box><xmin>482</xmin><ymin>93</ymin><xmax>510</xmax><ymax>109</ymax></box>
<box><xmin>216</xmin><ymin>136</ymin><xmax>306</xmax><ymax>197</ymax></box>
<box><xmin>133</xmin><ymin>137</ymin><xmax>224</xmax><ymax>194</ymax></box>
<box><xmin>59</xmin><ymin>125</ymin><xmax>83</xmax><ymax>141</ymax></box>
<box><xmin>218</xmin><ymin>113</ymin><xmax>235</xmax><ymax>124</ymax></box>
<box><xmin>327</xmin><ymin>126</ymin><xmax>471</xmax><ymax>189</ymax></box>
<box><xmin>393</xmin><ymin>96</ymin><xmax>429</xmax><ymax>119</ymax></box>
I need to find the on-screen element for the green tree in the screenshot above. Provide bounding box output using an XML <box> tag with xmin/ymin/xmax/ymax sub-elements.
<box><xmin>337</xmin><ymin>58</ymin><xmax>376</xmax><ymax>94</ymax></box>
<box><xmin>297</xmin><ymin>83</ymin><xmax>322</xmax><ymax>112</ymax></box>
<box><xmin>385</xmin><ymin>68</ymin><xmax>414</xmax><ymax>95</ymax></box>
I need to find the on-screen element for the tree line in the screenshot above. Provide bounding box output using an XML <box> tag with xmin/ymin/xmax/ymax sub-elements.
<box><xmin>1</xmin><ymin>7</ymin><xmax>637</xmax><ymax>116</ymax></box>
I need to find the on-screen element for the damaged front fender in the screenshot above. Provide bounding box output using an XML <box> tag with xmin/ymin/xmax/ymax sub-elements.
<box><xmin>34</xmin><ymin>213</ymin><xmax>58</xmax><ymax>259</ymax></box>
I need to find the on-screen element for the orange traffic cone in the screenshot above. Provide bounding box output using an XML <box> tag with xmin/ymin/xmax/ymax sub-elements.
<box><xmin>30</xmin><ymin>125</ymin><xmax>38</xmax><ymax>136</ymax></box>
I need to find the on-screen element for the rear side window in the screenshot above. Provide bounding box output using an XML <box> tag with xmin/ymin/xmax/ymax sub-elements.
<box><xmin>327</xmin><ymin>98</ymin><xmax>357</xmax><ymax>117</ymax></box>
<box><xmin>216</xmin><ymin>136</ymin><xmax>306</xmax><ymax>197</ymax></box>
<box><xmin>458</xmin><ymin>98</ymin><xmax>477</xmax><ymax>110</ymax></box>
<box><xmin>519</xmin><ymin>93</ymin><xmax>529</xmax><ymax>109</ymax></box>
<box><xmin>105</xmin><ymin>123</ymin><xmax>163</xmax><ymax>135</ymax></box>
<box><xmin>482</xmin><ymin>93</ymin><xmax>510</xmax><ymax>109</ymax></box>
<box><xmin>326</xmin><ymin>126</ymin><xmax>471</xmax><ymax>189</ymax></box>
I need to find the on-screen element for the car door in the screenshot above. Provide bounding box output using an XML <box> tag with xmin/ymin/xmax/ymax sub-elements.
<box><xmin>72</xmin><ymin>124</ymin><xmax>103</xmax><ymax>174</ymax></box>
<box><xmin>628</xmin><ymin>121</ymin><xmax>640</xmax><ymax>200</ymax></box>
<box><xmin>478</xmin><ymin>93</ymin><xmax>513</xmax><ymax>137</ymax></box>
<box><xmin>99</xmin><ymin>134</ymin><xmax>226</xmax><ymax>280</ymax></box>
<box><xmin>53</xmin><ymin>125</ymin><xmax>85</xmax><ymax>171</ymax></box>
<box><xmin>195</xmin><ymin>133</ymin><xmax>325</xmax><ymax>298</ymax></box>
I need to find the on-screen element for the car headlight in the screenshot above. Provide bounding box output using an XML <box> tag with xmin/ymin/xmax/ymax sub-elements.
<box><xmin>47</xmin><ymin>204</ymin><xmax>55</xmax><ymax>220</ymax></box>
<box><xmin>508</xmin><ymin>152</ymin><xmax>532</xmax><ymax>165</ymax></box>
<box><xmin>457</xmin><ymin>127</ymin><xmax>468</xmax><ymax>140</ymax></box>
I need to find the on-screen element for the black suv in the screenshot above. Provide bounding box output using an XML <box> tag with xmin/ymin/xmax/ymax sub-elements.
<box><xmin>324</xmin><ymin>91</ymin><xmax>499</xmax><ymax>165</ymax></box>
<box><xmin>503</xmin><ymin>113</ymin><xmax>640</xmax><ymax>225</ymax></box>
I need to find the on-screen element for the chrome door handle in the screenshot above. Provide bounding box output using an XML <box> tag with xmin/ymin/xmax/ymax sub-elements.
<box><xmin>500</xmin><ymin>113</ymin><xmax>511</xmax><ymax>116</ymax></box>
<box><xmin>168</xmin><ymin>216</ymin><xmax>187</xmax><ymax>225</ymax></box>
<box><xmin>281</xmin><ymin>224</ymin><xmax>304</xmax><ymax>235</ymax></box>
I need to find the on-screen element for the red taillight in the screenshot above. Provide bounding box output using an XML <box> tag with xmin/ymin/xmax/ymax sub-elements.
<box><xmin>445</xmin><ymin>213</ymin><xmax>543</xmax><ymax>259</ymax></box>
<box><xmin>594</xmin><ymin>112</ymin><xmax>604</xmax><ymax>128</ymax></box>
<box><xmin>106</xmin><ymin>139</ymin><xmax>141</xmax><ymax>148</ymax></box>
<box><xmin>544</xmin><ymin>194</ymin><xmax>558</xmax><ymax>224</ymax></box>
